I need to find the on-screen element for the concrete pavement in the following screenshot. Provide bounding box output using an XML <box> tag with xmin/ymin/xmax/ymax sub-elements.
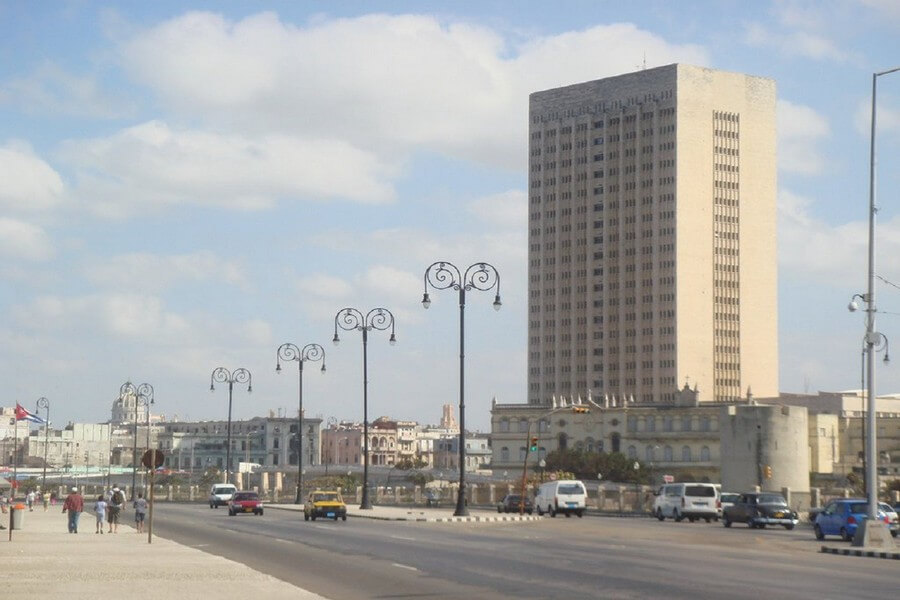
<box><xmin>1</xmin><ymin>505</ymin><xmax>328</xmax><ymax>599</ymax></box>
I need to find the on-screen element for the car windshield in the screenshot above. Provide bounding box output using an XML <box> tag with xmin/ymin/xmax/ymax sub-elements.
<box><xmin>720</xmin><ymin>493</ymin><xmax>740</xmax><ymax>503</ymax></box>
<box><xmin>558</xmin><ymin>484</ymin><xmax>584</xmax><ymax>495</ymax></box>
<box><xmin>506</xmin><ymin>495</ymin><xmax>521</xmax><ymax>502</ymax></box>
<box><xmin>757</xmin><ymin>494</ymin><xmax>787</xmax><ymax>505</ymax></box>
<box><xmin>313</xmin><ymin>493</ymin><xmax>339</xmax><ymax>502</ymax></box>
<box><xmin>234</xmin><ymin>493</ymin><xmax>257</xmax><ymax>501</ymax></box>
<box><xmin>685</xmin><ymin>486</ymin><xmax>716</xmax><ymax>497</ymax></box>
<box><xmin>878</xmin><ymin>503</ymin><xmax>893</xmax><ymax>512</ymax></box>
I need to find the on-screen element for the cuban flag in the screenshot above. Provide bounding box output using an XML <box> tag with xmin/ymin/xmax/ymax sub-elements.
<box><xmin>15</xmin><ymin>403</ymin><xmax>47</xmax><ymax>425</ymax></box>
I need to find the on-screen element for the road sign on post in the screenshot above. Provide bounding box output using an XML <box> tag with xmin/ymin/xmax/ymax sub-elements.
<box><xmin>663</xmin><ymin>475</ymin><xmax>674</xmax><ymax>483</ymax></box>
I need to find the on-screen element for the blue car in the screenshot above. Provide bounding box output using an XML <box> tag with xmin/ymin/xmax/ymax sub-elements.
<box><xmin>814</xmin><ymin>498</ymin><xmax>888</xmax><ymax>541</ymax></box>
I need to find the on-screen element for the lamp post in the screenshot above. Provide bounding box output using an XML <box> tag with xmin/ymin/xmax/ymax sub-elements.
<box><xmin>36</xmin><ymin>397</ymin><xmax>50</xmax><ymax>492</ymax></box>
<box><xmin>120</xmin><ymin>381</ymin><xmax>153</xmax><ymax>500</ymax></box>
<box><xmin>276</xmin><ymin>342</ymin><xmax>326</xmax><ymax>504</ymax></box>
<box><xmin>422</xmin><ymin>261</ymin><xmax>501</xmax><ymax>517</ymax></box>
<box><xmin>848</xmin><ymin>65</ymin><xmax>900</xmax><ymax>531</ymax></box>
<box><xmin>333</xmin><ymin>307</ymin><xmax>396</xmax><ymax>510</ymax></box>
<box><xmin>210</xmin><ymin>367</ymin><xmax>252</xmax><ymax>486</ymax></box>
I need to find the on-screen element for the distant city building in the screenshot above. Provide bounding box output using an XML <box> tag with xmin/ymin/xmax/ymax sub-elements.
<box><xmin>528</xmin><ymin>64</ymin><xmax>778</xmax><ymax>406</ymax></box>
<box><xmin>433</xmin><ymin>433</ymin><xmax>491</xmax><ymax>472</ymax></box>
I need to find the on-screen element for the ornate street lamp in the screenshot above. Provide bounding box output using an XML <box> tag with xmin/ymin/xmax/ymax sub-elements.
<box><xmin>36</xmin><ymin>397</ymin><xmax>50</xmax><ymax>492</ymax></box>
<box><xmin>120</xmin><ymin>381</ymin><xmax>153</xmax><ymax>500</ymax></box>
<box><xmin>276</xmin><ymin>342</ymin><xmax>326</xmax><ymax>504</ymax></box>
<box><xmin>422</xmin><ymin>261</ymin><xmax>501</xmax><ymax>516</ymax></box>
<box><xmin>333</xmin><ymin>307</ymin><xmax>396</xmax><ymax>509</ymax></box>
<box><xmin>210</xmin><ymin>367</ymin><xmax>252</xmax><ymax>485</ymax></box>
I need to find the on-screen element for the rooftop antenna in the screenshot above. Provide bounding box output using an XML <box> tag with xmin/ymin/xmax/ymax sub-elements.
<box><xmin>636</xmin><ymin>52</ymin><xmax>647</xmax><ymax>70</ymax></box>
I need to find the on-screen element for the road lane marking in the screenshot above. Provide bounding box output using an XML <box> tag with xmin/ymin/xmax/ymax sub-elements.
<box><xmin>390</xmin><ymin>535</ymin><xmax>417</xmax><ymax>541</ymax></box>
<box><xmin>275</xmin><ymin>538</ymin><xmax>291</xmax><ymax>543</ymax></box>
<box><xmin>392</xmin><ymin>563</ymin><xmax>418</xmax><ymax>572</ymax></box>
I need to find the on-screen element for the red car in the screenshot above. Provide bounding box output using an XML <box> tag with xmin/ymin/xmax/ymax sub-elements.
<box><xmin>228</xmin><ymin>491</ymin><xmax>263</xmax><ymax>516</ymax></box>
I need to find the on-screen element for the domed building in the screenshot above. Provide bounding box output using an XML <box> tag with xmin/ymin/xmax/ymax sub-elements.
<box><xmin>110</xmin><ymin>385</ymin><xmax>149</xmax><ymax>424</ymax></box>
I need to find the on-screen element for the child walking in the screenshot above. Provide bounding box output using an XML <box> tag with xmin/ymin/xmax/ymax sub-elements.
<box><xmin>94</xmin><ymin>494</ymin><xmax>107</xmax><ymax>534</ymax></box>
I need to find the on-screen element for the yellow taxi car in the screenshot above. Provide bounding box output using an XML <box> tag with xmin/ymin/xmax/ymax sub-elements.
<box><xmin>304</xmin><ymin>490</ymin><xmax>347</xmax><ymax>521</ymax></box>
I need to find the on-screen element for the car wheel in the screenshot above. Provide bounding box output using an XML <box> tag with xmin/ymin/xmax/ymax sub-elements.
<box><xmin>527</xmin><ymin>510</ymin><xmax>533</xmax><ymax>515</ymax></box>
<box><xmin>757</xmin><ymin>523</ymin><xmax>766</xmax><ymax>529</ymax></box>
<box><xmin>704</xmin><ymin>517</ymin><xmax>711</xmax><ymax>523</ymax></box>
<box><xmin>537</xmin><ymin>505</ymin><xmax>544</xmax><ymax>516</ymax></box>
<box><xmin>814</xmin><ymin>524</ymin><xmax>824</xmax><ymax>540</ymax></box>
<box><xmin>497</xmin><ymin>506</ymin><xmax>502</xmax><ymax>513</ymax></box>
<box><xmin>723</xmin><ymin>516</ymin><xmax>731</xmax><ymax>528</ymax></box>
<box><xmin>210</xmin><ymin>502</ymin><xmax>214</xmax><ymax>509</ymax></box>
<box><xmin>688</xmin><ymin>516</ymin><xmax>696</xmax><ymax>523</ymax></box>
<box><xmin>841</xmin><ymin>527</ymin><xmax>851</xmax><ymax>542</ymax></box>
<box><xmin>576</xmin><ymin>510</ymin><xmax>583</xmax><ymax>518</ymax></box>
<box><xmin>784</xmin><ymin>524</ymin><xmax>794</xmax><ymax>530</ymax></box>
<box><xmin>656</xmin><ymin>508</ymin><xmax>665</xmax><ymax>521</ymax></box>
<box><xmin>549</xmin><ymin>506</ymin><xmax>556</xmax><ymax>517</ymax></box>
<box><xmin>674</xmin><ymin>510</ymin><xmax>683</xmax><ymax>522</ymax></box>
<box><xmin>228</xmin><ymin>509</ymin><xmax>234</xmax><ymax>516</ymax></box>
<box><xmin>891</xmin><ymin>530</ymin><xmax>897</xmax><ymax>538</ymax></box>
<box><xmin>342</xmin><ymin>515</ymin><xmax>347</xmax><ymax>521</ymax></box>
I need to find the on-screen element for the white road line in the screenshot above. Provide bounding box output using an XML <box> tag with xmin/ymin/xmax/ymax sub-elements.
<box><xmin>275</xmin><ymin>538</ymin><xmax>291</xmax><ymax>543</ymax></box>
<box><xmin>390</xmin><ymin>535</ymin><xmax>417</xmax><ymax>541</ymax></box>
<box><xmin>392</xmin><ymin>563</ymin><xmax>419</xmax><ymax>572</ymax></box>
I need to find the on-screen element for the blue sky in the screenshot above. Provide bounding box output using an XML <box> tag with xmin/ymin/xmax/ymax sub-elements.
<box><xmin>1</xmin><ymin>1</ymin><xmax>899</xmax><ymax>430</ymax></box>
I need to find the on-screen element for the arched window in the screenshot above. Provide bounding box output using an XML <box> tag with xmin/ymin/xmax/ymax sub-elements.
<box><xmin>519</xmin><ymin>446</ymin><xmax>527</xmax><ymax>461</ymax></box>
<box><xmin>627</xmin><ymin>416</ymin><xmax>637</xmax><ymax>432</ymax></box>
<box><xmin>585</xmin><ymin>437</ymin><xmax>595</xmax><ymax>452</ymax></box>
<box><xmin>558</xmin><ymin>433</ymin><xmax>569</xmax><ymax>450</ymax></box>
<box><xmin>538</xmin><ymin>419</ymin><xmax>549</xmax><ymax>433</ymax></box>
<box><xmin>499</xmin><ymin>418</ymin><xmax>509</xmax><ymax>433</ymax></box>
<box><xmin>682</xmin><ymin>446</ymin><xmax>692</xmax><ymax>462</ymax></box>
<box><xmin>611</xmin><ymin>432</ymin><xmax>621</xmax><ymax>453</ymax></box>
<box><xmin>700</xmin><ymin>416</ymin><xmax>710</xmax><ymax>432</ymax></box>
<box><xmin>681</xmin><ymin>415</ymin><xmax>692</xmax><ymax>432</ymax></box>
<box><xmin>663</xmin><ymin>416</ymin><xmax>673</xmax><ymax>432</ymax></box>
<box><xmin>646</xmin><ymin>416</ymin><xmax>656</xmax><ymax>432</ymax></box>
<box><xmin>509</xmin><ymin>418</ymin><xmax>519</xmax><ymax>432</ymax></box>
<box><xmin>663</xmin><ymin>446</ymin><xmax>673</xmax><ymax>461</ymax></box>
<box><xmin>627</xmin><ymin>445</ymin><xmax>637</xmax><ymax>459</ymax></box>
<box><xmin>646</xmin><ymin>446</ymin><xmax>656</xmax><ymax>461</ymax></box>
<box><xmin>700</xmin><ymin>446</ymin><xmax>711</xmax><ymax>461</ymax></box>
<box><xmin>500</xmin><ymin>447</ymin><xmax>509</xmax><ymax>462</ymax></box>
<box><xmin>518</xmin><ymin>420</ymin><xmax>529</xmax><ymax>433</ymax></box>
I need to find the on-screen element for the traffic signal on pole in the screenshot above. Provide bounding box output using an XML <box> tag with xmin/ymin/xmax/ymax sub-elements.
<box><xmin>572</xmin><ymin>406</ymin><xmax>590</xmax><ymax>414</ymax></box>
<box><xmin>764</xmin><ymin>465</ymin><xmax>773</xmax><ymax>479</ymax></box>
<box><xmin>530</xmin><ymin>437</ymin><xmax>538</xmax><ymax>452</ymax></box>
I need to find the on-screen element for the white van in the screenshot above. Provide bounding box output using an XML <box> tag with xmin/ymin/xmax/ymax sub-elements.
<box><xmin>209</xmin><ymin>483</ymin><xmax>237</xmax><ymax>508</ymax></box>
<box><xmin>535</xmin><ymin>480</ymin><xmax>587</xmax><ymax>517</ymax></box>
<box><xmin>653</xmin><ymin>482</ymin><xmax>718</xmax><ymax>522</ymax></box>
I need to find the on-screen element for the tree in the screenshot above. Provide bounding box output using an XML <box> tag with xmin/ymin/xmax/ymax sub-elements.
<box><xmin>544</xmin><ymin>449</ymin><xmax>650</xmax><ymax>483</ymax></box>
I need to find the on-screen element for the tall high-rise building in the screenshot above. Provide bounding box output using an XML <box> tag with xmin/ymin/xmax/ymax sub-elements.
<box><xmin>527</xmin><ymin>64</ymin><xmax>778</xmax><ymax>405</ymax></box>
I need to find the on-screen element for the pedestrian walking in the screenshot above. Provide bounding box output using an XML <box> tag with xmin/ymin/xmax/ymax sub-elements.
<box><xmin>133</xmin><ymin>493</ymin><xmax>148</xmax><ymax>533</ymax></box>
<box><xmin>62</xmin><ymin>487</ymin><xmax>84</xmax><ymax>534</ymax></box>
<box><xmin>50</xmin><ymin>491</ymin><xmax>57</xmax><ymax>506</ymax></box>
<box><xmin>107</xmin><ymin>486</ymin><xmax>126</xmax><ymax>533</ymax></box>
<box><xmin>94</xmin><ymin>495</ymin><xmax>107</xmax><ymax>534</ymax></box>
<box><xmin>26</xmin><ymin>490</ymin><xmax>35</xmax><ymax>511</ymax></box>
<box><xmin>43</xmin><ymin>491</ymin><xmax>50</xmax><ymax>511</ymax></box>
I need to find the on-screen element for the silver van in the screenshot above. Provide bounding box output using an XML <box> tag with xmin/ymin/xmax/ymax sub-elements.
<box><xmin>535</xmin><ymin>480</ymin><xmax>587</xmax><ymax>517</ymax></box>
<box><xmin>653</xmin><ymin>482</ymin><xmax>718</xmax><ymax>522</ymax></box>
<box><xmin>209</xmin><ymin>483</ymin><xmax>237</xmax><ymax>508</ymax></box>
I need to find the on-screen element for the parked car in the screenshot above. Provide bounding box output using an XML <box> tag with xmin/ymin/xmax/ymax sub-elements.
<box><xmin>878</xmin><ymin>502</ymin><xmax>899</xmax><ymax>537</ymax></box>
<box><xmin>535</xmin><ymin>480</ymin><xmax>586</xmax><ymax>517</ymax></box>
<box><xmin>718</xmin><ymin>492</ymin><xmax>740</xmax><ymax>519</ymax></box>
<box><xmin>653</xmin><ymin>483</ymin><xmax>719</xmax><ymax>522</ymax></box>
<box><xmin>208</xmin><ymin>483</ymin><xmax>237</xmax><ymax>508</ymax></box>
<box><xmin>722</xmin><ymin>492</ymin><xmax>799</xmax><ymax>530</ymax></box>
<box><xmin>497</xmin><ymin>494</ymin><xmax>533</xmax><ymax>514</ymax></box>
<box><xmin>813</xmin><ymin>498</ymin><xmax>893</xmax><ymax>541</ymax></box>
<box><xmin>228</xmin><ymin>491</ymin><xmax>263</xmax><ymax>516</ymax></box>
<box><xmin>304</xmin><ymin>490</ymin><xmax>347</xmax><ymax>521</ymax></box>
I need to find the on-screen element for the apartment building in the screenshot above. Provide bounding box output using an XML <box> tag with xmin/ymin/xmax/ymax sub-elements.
<box><xmin>528</xmin><ymin>64</ymin><xmax>778</xmax><ymax>405</ymax></box>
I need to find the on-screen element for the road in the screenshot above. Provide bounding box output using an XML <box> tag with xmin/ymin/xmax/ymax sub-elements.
<box><xmin>151</xmin><ymin>504</ymin><xmax>898</xmax><ymax>599</ymax></box>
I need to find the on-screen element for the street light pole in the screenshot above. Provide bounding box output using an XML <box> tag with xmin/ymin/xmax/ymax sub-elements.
<box><xmin>120</xmin><ymin>381</ymin><xmax>153</xmax><ymax>500</ymax></box>
<box><xmin>36</xmin><ymin>397</ymin><xmax>50</xmax><ymax>492</ymax></box>
<box><xmin>210</xmin><ymin>367</ymin><xmax>252</xmax><ymax>486</ymax></box>
<box><xmin>277</xmin><ymin>342</ymin><xmax>326</xmax><ymax>504</ymax></box>
<box><xmin>334</xmin><ymin>307</ymin><xmax>396</xmax><ymax>510</ymax></box>
<box><xmin>423</xmin><ymin>261</ymin><xmax>501</xmax><ymax>517</ymax></box>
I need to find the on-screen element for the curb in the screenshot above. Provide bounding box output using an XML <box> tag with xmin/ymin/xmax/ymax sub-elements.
<box><xmin>821</xmin><ymin>545</ymin><xmax>900</xmax><ymax>560</ymax></box>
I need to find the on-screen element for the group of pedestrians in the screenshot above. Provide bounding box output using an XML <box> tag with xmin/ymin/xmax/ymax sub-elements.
<box><xmin>61</xmin><ymin>486</ymin><xmax>149</xmax><ymax>534</ymax></box>
<box><xmin>24</xmin><ymin>490</ymin><xmax>53</xmax><ymax>511</ymax></box>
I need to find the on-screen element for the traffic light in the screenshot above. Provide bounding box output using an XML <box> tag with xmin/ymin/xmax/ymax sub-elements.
<box><xmin>529</xmin><ymin>437</ymin><xmax>539</xmax><ymax>452</ymax></box>
<box><xmin>572</xmin><ymin>405</ymin><xmax>590</xmax><ymax>414</ymax></box>
<box><xmin>764</xmin><ymin>465</ymin><xmax>773</xmax><ymax>479</ymax></box>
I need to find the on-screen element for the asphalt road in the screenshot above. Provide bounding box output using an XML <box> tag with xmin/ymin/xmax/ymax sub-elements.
<box><xmin>150</xmin><ymin>504</ymin><xmax>899</xmax><ymax>599</ymax></box>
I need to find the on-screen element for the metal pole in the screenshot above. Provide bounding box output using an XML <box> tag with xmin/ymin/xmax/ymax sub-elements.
<box><xmin>361</xmin><ymin>327</ymin><xmax>372</xmax><ymax>509</ymax></box>
<box><xmin>132</xmin><ymin>402</ymin><xmax>138</xmax><ymax>499</ymax></box>
<box><xmin>455</xmin><ymin>285</ymin><xmax>469</xmax><ymax>516</ymax></box>
<box><xmin>861</xmin><ymin>345</ymin><xmax>867</xmax><ymax>494</ymax></box>
<box><xmin>296</xmin><ymin>360</ymin><xmax>304</xmax><ymax>504</ymax></box>
<box><xmin>518</xmin><ymin>419</ymin><xmax>533</xmax><ymax>515</ymax></box>
<box><xmin>226</xmin><ymin>379</ymin><xmax>233</xmax><ymax>485</ymax></box>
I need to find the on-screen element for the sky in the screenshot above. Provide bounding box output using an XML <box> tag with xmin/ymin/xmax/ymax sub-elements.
<box><xmin>1</xmin><ymin>0</ymin><xmax>900</xmax><ymax>432</ymax></box>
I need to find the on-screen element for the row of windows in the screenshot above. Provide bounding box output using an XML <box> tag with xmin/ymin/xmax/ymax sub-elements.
<box><xmin>626</xmin><ymin>445</ymin><xmax>713</xmax><ymax>463</ymax></box>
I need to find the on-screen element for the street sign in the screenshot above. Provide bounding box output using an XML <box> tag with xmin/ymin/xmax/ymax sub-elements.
<box><xmin>141</xmin><ymin>449</ymin><xmax>165</xmax><ymax>469</ymax></box>
<box><xmin>663</xmin><ymin>474</ymin><xmax>674</xmax><ymax>483</ymax></box>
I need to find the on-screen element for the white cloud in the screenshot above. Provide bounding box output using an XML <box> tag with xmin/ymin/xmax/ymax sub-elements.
<box><xmin>84</xmin><ymin>250</ymin><xmax>245</xmax><ymax>290</ymax></box>
<box><xmin>60</xmin><ymin>120</ymin><xmax>396</xmax><ymax>217</ymax></box>
<box><xmin>118</xmin><ymin>12</ymin><xmax>708</xmax><ymax>172</ymax></box>
<box><xmin>743</xmin><ymin>22</ymin><xmax>848</xmax><ymax>62</ymax></box>
<box><xmin>0</xmin><ymin>143</ymin><xmax>64</xmax><ymax>212</ymax></box>
<box><xmin>467</xmin><ymin>189</ymin><xmax>527</xmax><ymax>229</ymax></box>
<box><xmin>0</xmin><ymin>218</ymin><xmax>54</xmax><ymax>261</ymax></box>
<box><xmin>853</xmin><ymin>96</ymin><xmax>900</xmax><ymax>137</ymax></box>
<box><xmin>777</xmin><ymin>99</ymin><xmax>830</xmax><ymax>175</ymax></box>
<box><xmin>295</xmin><ymin>274</ymin><xmax>354</xmax><ymax>300</ymax></box>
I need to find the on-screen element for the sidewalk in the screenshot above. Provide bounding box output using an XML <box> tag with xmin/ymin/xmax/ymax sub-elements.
<box><xmin>268</xmin><ymin>502</ymin><xmax>541</xmax><ymax>522</ymax></box>
<box><xmin>1</xmin><ymin>507</ymin><xmax>328</xmax><ymax>599</ymax></box>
